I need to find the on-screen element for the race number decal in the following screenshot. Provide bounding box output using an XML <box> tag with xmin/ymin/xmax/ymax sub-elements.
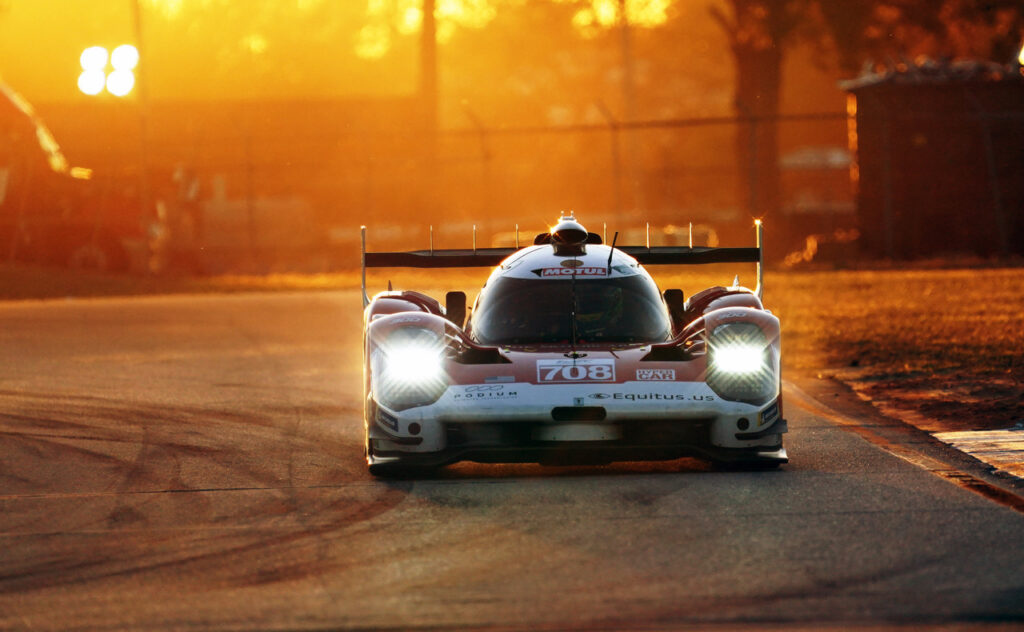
<box><xmin>536</xmin><ymin>359</ymin><xmax>615</xmax><ymax>383</ymax></box>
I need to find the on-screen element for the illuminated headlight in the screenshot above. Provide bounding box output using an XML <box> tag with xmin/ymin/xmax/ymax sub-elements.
<box><xmin>713</xmin><ymin>343</ymin><xmax>767</xmax><ymax>375</ymax></box>
<box><xmin>372</xmin><ymin>328</ymin><xmax>448</xmax><ymax>411</ymax></box>
<box><xmin>707</xmin><ymin>322</ymin><xmax>776</xmax><ymax>404</ymax></box>
<box><xmin>382</xmin><ymin>344</ymin><xmax>444</xmax><ymax>385</ymax></box>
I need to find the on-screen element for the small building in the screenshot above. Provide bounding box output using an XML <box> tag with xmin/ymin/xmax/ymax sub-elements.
<box><xmin>844</xmin><ymin>62</ymin><xmax>1024</xmax><ymax>258</ymax></box>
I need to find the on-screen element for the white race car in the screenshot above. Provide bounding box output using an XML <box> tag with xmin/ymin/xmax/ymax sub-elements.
<box><xmin>361</xmin><ymin>214</ymin><xmax>786</xmax><ymax>476</ymax></box>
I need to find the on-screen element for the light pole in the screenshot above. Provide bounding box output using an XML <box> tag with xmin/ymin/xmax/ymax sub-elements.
<box><xmin>76</xmin><ymin>5</ymin><xmax>156</xmax><ymax>271</ymax></box>
<box><xmin>420</xmin><ymin>0</ymin><xmax>439</xmax><ymax>221</ymax></box>
<box><xmin>617</xmin><ymin>0</ymin><xmax>643</xmax><ymax>217</ymax></box>
<box><xmin>129</xmin><ymin>0</ymin><xmax>158</xmax><ymax>273</ymax></box>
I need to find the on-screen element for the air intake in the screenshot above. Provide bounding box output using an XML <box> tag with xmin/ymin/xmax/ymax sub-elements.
<box><xmin>551</xmin><ymin>407</ymin><xmax>607</xmax><ymax>421</ymax></box>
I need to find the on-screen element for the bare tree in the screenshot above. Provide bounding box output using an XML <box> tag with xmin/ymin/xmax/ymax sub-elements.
<box><xmin>711</xmin><ymin>0</ymin><xmax>809</xmax><ymax>221</ymax></box>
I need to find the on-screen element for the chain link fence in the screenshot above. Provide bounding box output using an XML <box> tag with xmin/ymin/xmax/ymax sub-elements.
<box><xmin>43</xmin><ymin>101</ymin><xmax>854</xmax><ymax>272</ymax></box>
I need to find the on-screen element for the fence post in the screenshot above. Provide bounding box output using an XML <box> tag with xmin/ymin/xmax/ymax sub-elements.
<box><xmin>7</xmin><ymin>156</ymin><xmax>33</xmax><ymax>263</ymax></box>
<box><xmin>966</xmin><ymin>91</ymin><xmax>1010</xmax><ymax>257</ymax></box>
<box><xmin>736</xmin><ymin>103</ymin><xmax>759</xmax><ymax>219</ymax></box>
<box><xmin>462</xmin><ymin>106</ymin><xmax>492</xmax><ymax>222</ymax></box>
<box><xmin>596</xmin><ymin>102</ymin><xmax>623</xmax><ymax>218</ymax></box>
<box><xmin>131</xmin><ymin>0</ymin><xmax>156</xmax><ymax>273</ymax></box>
<box><xmin>880</xmin><ymin>101</ymin><xmax>895</xmax><ymax>258</ymax></box>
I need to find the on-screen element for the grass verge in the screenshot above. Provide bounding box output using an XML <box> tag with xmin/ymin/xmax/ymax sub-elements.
<box><xmin>767</xmin><ymin>268</ymin><xmax>1023</xmax><ymax>434</ymax></box>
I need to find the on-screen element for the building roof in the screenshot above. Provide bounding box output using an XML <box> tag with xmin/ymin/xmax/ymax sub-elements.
<box><xmin>841</xmin><ymin>59</ymin><xmax>1023</xmax><ymax>91</ymax></box>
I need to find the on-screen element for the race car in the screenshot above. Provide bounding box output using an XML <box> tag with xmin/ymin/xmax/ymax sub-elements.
<box><xmin>361</xmin><ymin>214</ymin><xmax>786</xmax><ymax>476</ymax></box>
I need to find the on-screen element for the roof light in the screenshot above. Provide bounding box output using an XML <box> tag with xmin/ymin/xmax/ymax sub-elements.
<box><xmin>550</xmin><ymin>213</ymin><xmax>589</xmax><ymax>255</ymax></box>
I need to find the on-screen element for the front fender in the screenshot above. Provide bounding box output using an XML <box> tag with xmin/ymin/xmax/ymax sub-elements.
<box><xmin>365</xmin><ymin>312</ymin><xmax>452</xmax><ymax>413</ymax></box>
<box><xmin>702</xmin><ymin>306</ymin><xmax>781</xmax><ymax>406</ymax></box>
<box><xmin>703</xmin><ymin>306</ymin><xmax>780</xmax><ymax>346</ymax></box>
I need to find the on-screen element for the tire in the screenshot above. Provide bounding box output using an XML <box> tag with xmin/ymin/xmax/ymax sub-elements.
<box><xmin>367</xmin><ymin>461</ymin><xmax>427</xmax><ymax>479</ymax></box>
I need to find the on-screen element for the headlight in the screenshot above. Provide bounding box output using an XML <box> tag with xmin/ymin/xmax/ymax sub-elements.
<box><xmin>707</xmin><ymin>322</ymin><xmax>776</xmax><ymax>404</ymax></box>
<box><xmin>382</xmin><ymin>344</ymin><xmax>444</xmax><ymax>386</ymax></box>
<box><xmin>713</xmin><ymin>343</ymin><xmax>766</xmax><ymax>375</ymax></box>
<box><xmin>372</xmin><ymin>328</ymin><xmax>448</xmax><ymax>411</ymax></box>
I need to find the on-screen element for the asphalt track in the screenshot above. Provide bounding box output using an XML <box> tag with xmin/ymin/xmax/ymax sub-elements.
<box><xmin>1</xmin><ymin>292</ymin><xmax>1022</xmax><ymax>631</ymax></box>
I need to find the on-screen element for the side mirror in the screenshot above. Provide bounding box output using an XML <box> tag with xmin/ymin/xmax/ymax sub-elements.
<box><xmin>663</xmin><ymin>289</ymin><xmax>685</xmax><ymax>329</ymax></box>
<box><xmin>445</xmin><ymin>291</ymin><xmax>467</xmax><ymax>328</ymax></box>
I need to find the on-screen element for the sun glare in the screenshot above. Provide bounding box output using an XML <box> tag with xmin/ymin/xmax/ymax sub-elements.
<box><xmin>438</xmin><ymin>0</ymin><xmax>497</xmax><ymax>29</ymax></box>
<box><xmin>566</xmin><ymin>0</ymin><xmax>671</xmax><ymax>39</ymax></box>
<box><xmin>398</xmin><ymin>6</ymin><xmax>423</xmax><ymax>35</ymax></box>
<box><xmin>241</xmin><ymin>34</ymin><xmax>269</xmax><ymax>55</ymax></box>
<box><xmin>356</xmin><ymin>0</ymin><xmax>501</xmax><ymax>59</ymax></box>
<box><xmin>145</xmin><ymin>0</ymin><xmax>185</xmax><ymax>19</ymax></box>
<box><xmin>593</xmin><ymin>0</ymin><xmax>618</xmax><ymax>26</ymax></box>
<box><xmin>356</xmin><ymin>24</ymin><xmax>391</xmax><ymax>60</ymax></box>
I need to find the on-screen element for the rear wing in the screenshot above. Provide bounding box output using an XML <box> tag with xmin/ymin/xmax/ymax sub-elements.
<box><xmin>361</xmin><ymin>221</ymin><xmax>764</xmax><ymax>306</ymax></box>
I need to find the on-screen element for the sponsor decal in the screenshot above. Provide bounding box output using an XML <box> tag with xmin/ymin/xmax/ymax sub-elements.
<box><xmin>560</xmin><ymin>259</ymin><xmax>584</xmax><ymax>268</ymax></box>
<box><xmin>484</xmin><ymin>376</ymin><xmax>515</xmax><ymax>383</ymax></box>
<box><xmin>758</xmin><ymin>400</ymin><xmax>780</xmax><ymax>427</ymax></box>
<box><xmin>452</xmin><ymin>384</ymin><xmax>519</xmax><ymax>401</ymax></box>
<box><xmin>588</xmin><ymin>392</ymin><xmax>715</xmax><ymax>402</ymax></box>
<box><xmin>532</xmin><ymin>267</ymin><xmax>608</xmax><ymax>278</ymax></box>
<box><xmin>537</xmin><ymin>358</ymin><xmax>615</xmax><ymax>383</ymax></box>
<box><xmin>636</xmin><ymin>368</ymin><xmax>675</xmax><ymax>381</ymax></box>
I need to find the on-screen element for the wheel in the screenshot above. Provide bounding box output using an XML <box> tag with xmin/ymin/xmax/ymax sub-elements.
<box><xmin>367</xmin><ymin>461</ymin><xmax>426</xmax><ymax>479</ymax></box>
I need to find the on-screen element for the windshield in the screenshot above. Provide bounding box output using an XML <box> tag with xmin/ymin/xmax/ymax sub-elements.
<box><xmin>471</xmin><ymin>275</ymin><xmax>671</xmax><ymax>345</ymax></box>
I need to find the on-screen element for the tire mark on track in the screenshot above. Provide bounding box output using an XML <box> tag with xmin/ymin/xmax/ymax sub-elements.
<box><xmin>0</xmin><ymin>481</ymin><xmax>411</xmax><ymax>595</ymax></box>
<box><xmin>0</xmin><ymin>307</ymin><xmax>414</xmax><ymax>597</ymax></box>
<box><xmin>234</xmin><ymin>316</ymin><xmax>342</xmax><ymax>596</ymax></box>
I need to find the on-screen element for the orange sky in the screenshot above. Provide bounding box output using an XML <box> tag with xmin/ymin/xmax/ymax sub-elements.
<box><xmin>0</xmin><ymin>0</ymin><xmax>419</xmax><ymax>103</ymax></box>
<box><xmin>0</xmin><ymin>0</ymin><xmax>844</xmax><ymax>127</ymax></box>
<box><xmin>0</xmin><ymin>1</ymin><xmax>701</xmax><ymax>107</ymax></box>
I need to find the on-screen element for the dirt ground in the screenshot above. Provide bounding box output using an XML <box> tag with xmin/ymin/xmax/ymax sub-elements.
<box><xmin>3</xmin><ymin>263</ymin><xmax>1021</xmax><ymax>434</ymax></box>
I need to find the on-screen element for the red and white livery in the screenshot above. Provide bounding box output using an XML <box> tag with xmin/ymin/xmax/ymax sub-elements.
<box><xmin>361</xmin><ymin>214</ymin><xmax>787</xmax><ymax>476</ymax></box>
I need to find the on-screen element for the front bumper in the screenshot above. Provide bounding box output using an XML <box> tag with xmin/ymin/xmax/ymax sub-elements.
<box><xmin>369</xmin><ymin>419</ymin><xmax>787</xmax><ymax>468</ymax></box>
<box><xmin>367</xmin><ymin>381</ymin><xmax>787</xmax><ymax>468</ymax></box>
